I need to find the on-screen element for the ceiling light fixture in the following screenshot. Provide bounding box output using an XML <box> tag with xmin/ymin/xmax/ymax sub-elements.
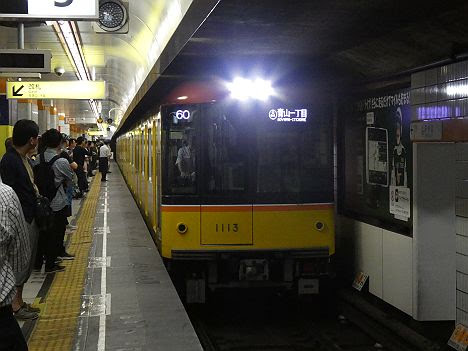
<box><xmin>177</xmin><ymin>96</ymin><xmax>188</xmax><ymax>100</ymax></box>
<box><xmin>53</xmin><ymin>21</ymin><xmax>99</xmax><ymax>119</ymax></box>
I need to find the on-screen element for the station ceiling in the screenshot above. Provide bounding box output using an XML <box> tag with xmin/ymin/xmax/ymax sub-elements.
<box><xmin>119</xmin><ymin>0</ymin><xmax>468</xmax><ymax>134</ymax></box>
<box><xmin>170</xmin><ymin>0</ymin><xmax>468</xmax><ymax>83</ymax></box>
<box><xmin>0</xmin><ymin>0</ymin><xmax>194</xmax><ymax>125</ymax></box>
<box><xmin>2</xmin><ymin>1</ymin><xmax>468</xmax><ymax>129</ymax></box>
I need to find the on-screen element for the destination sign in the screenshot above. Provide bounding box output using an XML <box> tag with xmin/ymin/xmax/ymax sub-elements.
<box><xmin>7</xmin><ymin>81</ymin><xmax>106</xmax><ymax>100</ymax></box>
<box><xmin>0</xmin><ymin>0</ymin><xmax>98</xmax><ymax>20</ymax></box>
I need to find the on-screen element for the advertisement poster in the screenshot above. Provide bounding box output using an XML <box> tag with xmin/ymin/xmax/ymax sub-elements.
<box><xmin>340</xmin><ymin>89</ymin><xmax>412</xmax><ymax>235</ymax></box>
<box><xmin>389</xmin><ymin>186</ymin><xmax>410</xmax><ymax>220</ymax></box>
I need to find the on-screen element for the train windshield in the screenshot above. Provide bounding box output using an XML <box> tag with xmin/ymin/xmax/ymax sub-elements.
<box><xmin>162</xmin><ymin>102</ymin><xmax>333</xmax><ymax>204</ymax></box>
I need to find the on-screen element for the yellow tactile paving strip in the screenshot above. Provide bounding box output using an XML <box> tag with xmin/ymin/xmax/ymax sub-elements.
<box><xmin>28</xmin><ymin>174</ymin><xmax>102</xmax><ymax>351</ymax></box>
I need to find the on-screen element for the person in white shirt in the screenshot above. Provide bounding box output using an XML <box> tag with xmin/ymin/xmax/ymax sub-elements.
<box><xmin>175</xmin><ymin>140</ymin><xmax>193</xmax><ymax>178</ymax></box>
<box><xmin>99</xmin><ymin>141</ymin><xmax>111</xmax><ymax>181</ymax></box>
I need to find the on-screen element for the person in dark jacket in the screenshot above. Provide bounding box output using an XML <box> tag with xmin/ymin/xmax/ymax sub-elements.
<box><xmin>0</xmin><ymin>119</ymin><xmax>40</xmax><ymax>321</ymax></box>
<box><xmin>72</xmin><ymin>137</ymin><xmax>89</xmax><ymax>195</ymax></box>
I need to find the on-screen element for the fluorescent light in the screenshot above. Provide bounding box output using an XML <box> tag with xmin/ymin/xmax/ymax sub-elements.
<box><xmin>177</xmin><ymin>96</ymin><xmax>188</xmax><ymax>100</ymax></box>
<box><xmin>53</xmin><ymin>21</ymin><xmax>99</xmax><ymax>119</ymax></box>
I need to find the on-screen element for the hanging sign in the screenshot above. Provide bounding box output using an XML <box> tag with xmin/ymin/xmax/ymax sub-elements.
<box><xmin>0</xmin><ymin>0</ymin><xmax>98</xmax><ymax>20</ymax></box>
<box><xmin>7</xmin><ymin>81</ymin><xmax>106</xmax><ymax>100</ymax></box>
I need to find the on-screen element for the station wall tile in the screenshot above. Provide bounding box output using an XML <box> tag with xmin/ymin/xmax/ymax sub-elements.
<box><xmin>457</xmin><ymin>290</ymin><xmax>468</xmax><ymax>312</ymax></box>
<box><xmin>456</xmin><ymin>180</ymin><xmax>468</xmax><ymax>199</ymax></box>
<box><xmin>456</xmin><ymin>235</ymin><xmax>468</xmax><ymax>255</ymax></box>
<box><xmin>457</xmin><ymin>272</ymin><xmax>468</xmax><ymax>294</ymax></box>
<box><xmin>456</xmin><ymin>144</ymin><xmax>468</xmax><ymax>161</ymax></box>
<box><xmin>456</xmin><ymin>198</ymin><xmax>468</xmax><ymax>217</ymax></box>
<box><xmin>457</xmin><ymin>217</ymin><xmax>468</xmax><ymax>236</ymax></box>
<box><xmin>456</xmin><ymin>253</ymin><xmax>468</xmax><ymax>273</ymax></box>
<box><xmin>457</xmin><ymin>308</ymin><xmax>468</xmax><ymax>326</ymax></box>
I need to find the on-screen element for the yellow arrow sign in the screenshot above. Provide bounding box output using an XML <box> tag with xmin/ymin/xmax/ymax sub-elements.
<box><xmin>7</xmin><ymin>81</ymin><xmax>106</xmax><ymax>100</ymax></box>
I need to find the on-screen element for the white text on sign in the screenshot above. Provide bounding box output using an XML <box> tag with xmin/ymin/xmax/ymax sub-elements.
<box><xmin>7</xmin><ymin>81</ymin><xmax>106</xmax><ymax>100</ymax></box>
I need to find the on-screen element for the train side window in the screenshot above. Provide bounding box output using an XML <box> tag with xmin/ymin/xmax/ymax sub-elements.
<box><xmin>202</xmin><ymin>104</ymin><xmax>248</xmax><ymax>195</ymax></box>
<box><xmin>163</xmin><ymin>105</ymin><xmax>199</xmax><ymax>195</ymax></box>
<box><xmin>148</xmin><ymin>128</ymin><xmax>152</xmax><ymax>182</ymax></box>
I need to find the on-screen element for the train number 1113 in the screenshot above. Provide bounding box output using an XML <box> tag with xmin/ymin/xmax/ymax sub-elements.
<box><xmin>216</xmin><ymin>224</ymin><xmax>239</xmax><ymax>233</ymax></box>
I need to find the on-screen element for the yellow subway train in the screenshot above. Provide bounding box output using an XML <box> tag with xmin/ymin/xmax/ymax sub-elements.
<box><xmin>116</xmin><ymin>79</ymin><xmax>335</xmax><ymax>301</ymax></box>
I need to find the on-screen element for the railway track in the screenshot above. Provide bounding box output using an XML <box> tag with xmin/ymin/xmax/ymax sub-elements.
<box><xmin>187</xmin><ymin>289</ymin><xmax>399</xmax><ymax>351</ymax></box>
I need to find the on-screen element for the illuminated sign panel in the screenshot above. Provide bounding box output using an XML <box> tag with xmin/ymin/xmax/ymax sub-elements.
<box><xmin>7</xmin><ymin>81</ymin><xmax>106</xmax><ymax>100</ymax></box>
<box><xmin>0</xmin><ymin>0</ymin><xmax>98</xmax><ymax>20</ymax></box>
<box><xmin>268</xmin><ymin>108</ymin><xmax>308</xmax><ymax>122</ymax></box>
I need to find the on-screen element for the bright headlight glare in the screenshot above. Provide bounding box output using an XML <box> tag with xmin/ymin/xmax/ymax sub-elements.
<box><xmin>228</xmin><ymin>77</ymin><xmax>274</xmax><ymax>101</ymax></box>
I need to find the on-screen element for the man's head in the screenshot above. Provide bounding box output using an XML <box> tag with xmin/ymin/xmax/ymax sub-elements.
<box><xmin>69</xmin><ymin>138</ymin><xmax>76</xmax><ymax>149</ymax></box>
<box><xmin>4</xmin><ymin>137</ymin><xmax>12</xmax><ymax>150</ymax></box>
<box><xmin>76</xmin><ymin>136</ymin><xmax>84</xmax><ymax>146</ymax></box>
<box><xmin>12</xmin><ymin>119</ymin><xmax>39</xmax><ymax>152</ymax></box>
<box><xmin>42</xmin><ymin>129</ymin><xmax>63</xmax><ymax>150</ymax></box>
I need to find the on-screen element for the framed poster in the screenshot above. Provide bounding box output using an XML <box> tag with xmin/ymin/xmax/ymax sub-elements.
<box><xmin>366</xmin><ymin>127</ymin><xmax>389</xmax><ymax>187</ymax></box>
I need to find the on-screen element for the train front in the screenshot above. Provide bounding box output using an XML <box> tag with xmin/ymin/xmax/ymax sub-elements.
<box><xmin>160</xmin><ymin>78</ymin><xmax>334</xmax><ymax>301</ymax></box>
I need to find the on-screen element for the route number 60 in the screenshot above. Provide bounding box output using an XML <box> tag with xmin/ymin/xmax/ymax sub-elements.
<box><xmin>176</xmin><ymin>110</ymin><xmax>191</xmax><ymax>120</ymax></box>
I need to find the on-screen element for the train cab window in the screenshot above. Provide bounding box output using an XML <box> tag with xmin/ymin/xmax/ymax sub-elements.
<box><xmin>201</xmin><ymin>104</ymin><xmax>248</xmax><ymax>197</ymax></box>
<box><xmin>163</xmin><ymin>105</ymin><xmax>199</xmax><ymax>195</ymax></box>
<box><xmin>257</xmin><ymin>131</ymin><xmax>300</xmax><ymax>194</ymax></box>
<box><xmin>255</xmin><ymin>110</ymin><xmax>333</xmax><ymax>203</ymax></box>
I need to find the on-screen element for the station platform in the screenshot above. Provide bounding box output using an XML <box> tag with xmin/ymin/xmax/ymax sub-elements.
<box><xmin>21</xmin><ymin>163</ymin><xmax>202</xmax><ymax>351</ymax></box>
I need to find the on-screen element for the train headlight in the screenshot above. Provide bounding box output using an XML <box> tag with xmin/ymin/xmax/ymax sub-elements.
<box><xmin>227</xmin><ymin>77</ymin><xmax>275</xmax><ymax>101</ymax></box>
<box><xmin>315</xmin><ymin>221</ymin><xmax>325</xmax><ymax>232</ymax></box>
<box><xmin>177</xmin><ymin>223</ymin><xmax>188</xmax><ymax>234</ymax></box>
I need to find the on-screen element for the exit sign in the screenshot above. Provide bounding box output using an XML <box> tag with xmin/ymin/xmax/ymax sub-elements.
<box><xmin>0</xmin><ymin>0</ymin><xmax>98</xmax><ymax>20</ymax></box>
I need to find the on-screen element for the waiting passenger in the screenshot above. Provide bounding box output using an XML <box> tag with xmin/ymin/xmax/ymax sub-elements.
<box><xmin>88</xmin><ymin>141</ymin><xmax>98</xmax><ymax>177</ymax></box>
<box><xmin>34</xmin><ymin>129</ymin><xmax>75</xmax><ymax>273</ymax></box>
<box><xmin>0</xmin><ymin>180</ymin><xmax>31</xmax><ymax>351</ymax></box>
<box><xmin>99</xmin><ymin>140</ymin><xmax>111</xmax><ymax>181</ymax></box>
<box><xmin>73</xmin><ymin>137</ymin><xmax>90</xmax><ymax>196</ymax></box>
<box><xmin>0</xmin><ymin>119</ymin><xmax>41</xmax><ymax>320</ymax></box>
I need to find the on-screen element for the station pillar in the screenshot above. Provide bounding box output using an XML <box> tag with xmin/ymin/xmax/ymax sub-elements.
<box><xmin>38</xmin><ymin>101</ymin><xmax>48</xmax><ymax>134</ymax></box>
<box><xmin>49</xmin><ymin>106</ymin><xmax>57</xmax><ymax>129</ymax></box>
<box><xmin>17</xmin><ymin>99</ymin><xmax>33</xmax><ymax>122</ymax></box>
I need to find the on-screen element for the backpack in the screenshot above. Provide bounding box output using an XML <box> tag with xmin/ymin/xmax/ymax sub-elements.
<box><xmin>33</xmin><ymin>153</ymin><xmax>61</xmax><ymax>232</ymax></box>
<box><xmin>33</xmin><ymin>153</ymin><xmax>61</xmax><ymax>201</ymax></box>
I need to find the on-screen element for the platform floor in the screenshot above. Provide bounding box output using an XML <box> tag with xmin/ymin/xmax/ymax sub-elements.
<box><xmin>22</xmin><ymin>163</ymin><xmax>202</xmax><ymax>351</ymax></box>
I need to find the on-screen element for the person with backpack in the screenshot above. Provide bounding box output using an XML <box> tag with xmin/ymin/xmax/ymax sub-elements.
<box><xmin>33</xmin><ymin>129</ymin><xmax>75</xmax><ymax>274</ymax></box>
<box><xmin>0</xmin><ymin>119</ymin><xmax>41</xmax><ymax>321</ymax></box>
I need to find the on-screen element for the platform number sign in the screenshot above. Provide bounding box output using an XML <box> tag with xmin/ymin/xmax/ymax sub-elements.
<box><xmin>448</xmin><ymin>324</ymin><xmax>468</xmax><ymax>351</ymax></box>
<box><xmin>0</xmin><ymin>0</ymin><xmax>98</xmax><ymax>20</ymax></box>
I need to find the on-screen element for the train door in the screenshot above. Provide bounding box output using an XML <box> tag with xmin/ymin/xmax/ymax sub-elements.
<box><xmin>200</xmin><ymin>103</ymin><xmax>253</xmax><ymax>245</ymax></box>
